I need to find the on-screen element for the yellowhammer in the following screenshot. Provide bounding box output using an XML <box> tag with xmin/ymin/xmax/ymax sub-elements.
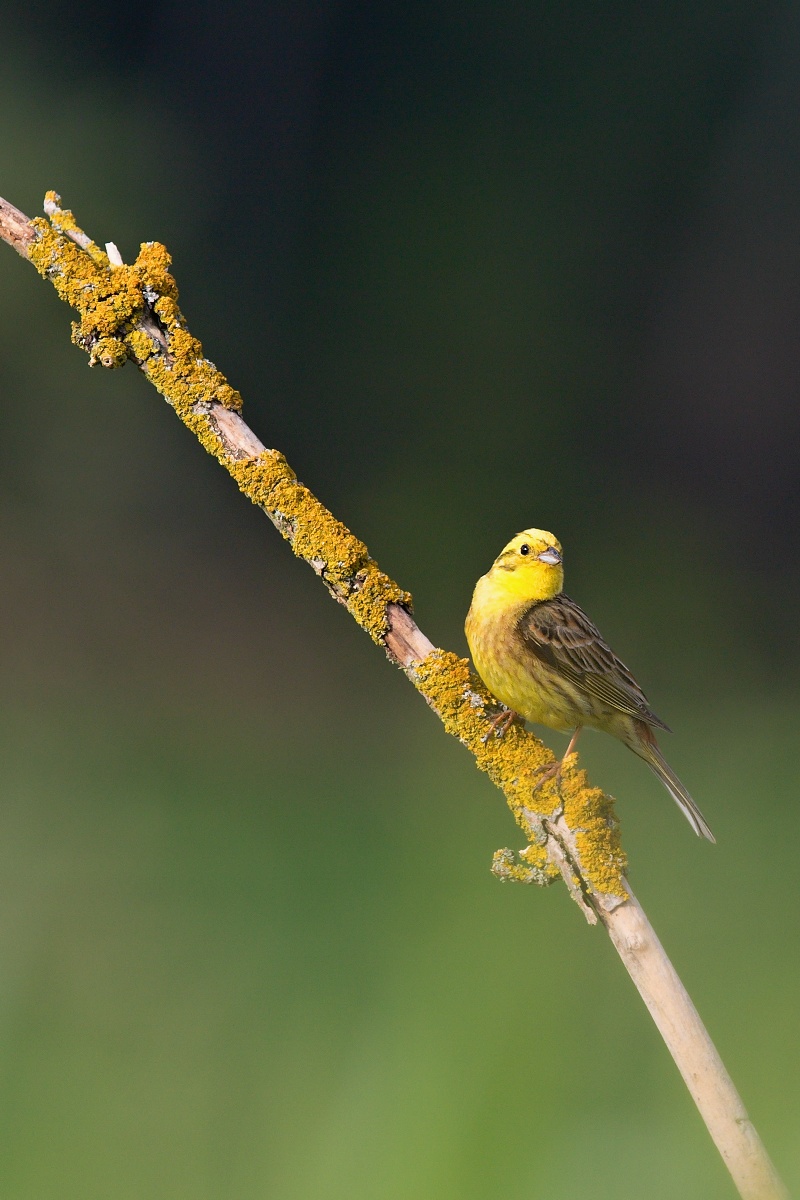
<box><xmin>465</xmin><ymin>528</ymin><xmax>714</xmax><ymax>840</ymax></box>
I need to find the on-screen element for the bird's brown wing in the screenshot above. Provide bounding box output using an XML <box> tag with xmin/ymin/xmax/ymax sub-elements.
<box><xmin>517</xmin><ymin>593</ymin><xmax>671</xmax><ymax>731</ymax></box>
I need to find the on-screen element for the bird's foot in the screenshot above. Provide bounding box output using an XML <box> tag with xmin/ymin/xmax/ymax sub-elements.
<box><xmin>531</xmin><ymin>759</ymin><xmax>564</xmax><ymax>791</ymax></box>
<box><xmin>481</xmin><ymin>706</ymin><xmax>521</xmax><ymax>743</ymax></box>
<box><xmin>531</xmin><ymin>729</ymin><xmax>582</xmax><ymax>792</ymax></box>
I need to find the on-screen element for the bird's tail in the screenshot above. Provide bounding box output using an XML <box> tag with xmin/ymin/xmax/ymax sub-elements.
<box><xmin>633</xmin><ymin>726</ymin><xmax>716</xmax><ymax>842</ymax></box>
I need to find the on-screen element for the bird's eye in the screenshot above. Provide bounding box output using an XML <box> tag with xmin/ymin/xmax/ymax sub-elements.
<box><xmin>519</xmin><ymin>544</ymin><xmax>530</xmax><ymax>555</ymax></box>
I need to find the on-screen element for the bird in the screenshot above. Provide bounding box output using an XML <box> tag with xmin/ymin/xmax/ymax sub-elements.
<box><xmin>465</xmin><ymin>528</ymin><xmax>715</xmax><ymax>841</ymax></box>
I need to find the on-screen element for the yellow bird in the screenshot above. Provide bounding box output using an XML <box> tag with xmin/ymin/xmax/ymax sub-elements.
<box><xmin>465</xmin><ymin>528</ymin><xmax>715</xmax><ymax>841</ymax></box>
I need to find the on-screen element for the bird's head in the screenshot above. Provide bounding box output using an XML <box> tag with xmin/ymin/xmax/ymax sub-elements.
<box><xmin>484</xmin><ymin>528</ymin><xmax>564</xmax><ymax>602</ymax></box>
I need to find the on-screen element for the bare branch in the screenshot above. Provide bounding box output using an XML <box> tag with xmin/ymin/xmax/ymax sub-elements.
<box><xmin>599</xmin><ymin>883</ymin><xmax>788</xmax><ymax>1200</ymax></box>
<box><xmin>0</xmin><ymin>196</ymin><xmax>36</xmax><ymax>256</ymax></box>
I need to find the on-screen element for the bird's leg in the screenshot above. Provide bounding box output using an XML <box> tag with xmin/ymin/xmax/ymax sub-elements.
<box><xmin>481</xmin><ymin>705</ymin><xmax>521</xmax><ymax>743</ymax></box>
<box><xmin>562</xmin><ymin>726</ymin><xmax>582</xmax><ymax>763</ymax></box>
<box><xmin>532</xmin><ymin>727</ymin><xmax>583</xmax><ymax>790</ymax></box>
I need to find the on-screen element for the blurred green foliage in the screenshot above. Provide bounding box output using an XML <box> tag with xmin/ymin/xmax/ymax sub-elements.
<box><xmin>0</xmin><ymin>2</ymin><xmax>798</xmax><ymax>1196</ymax></box>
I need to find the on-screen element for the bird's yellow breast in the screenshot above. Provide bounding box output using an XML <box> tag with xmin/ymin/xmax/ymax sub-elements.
<box><xmin>465</xmin><ymin>576</ymin><xmax>587</xmax><ymax>732</ymax></box>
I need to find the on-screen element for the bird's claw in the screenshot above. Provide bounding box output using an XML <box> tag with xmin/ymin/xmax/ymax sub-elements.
<box><xmin>531</xmin><ymin>751</ymin><xmax>579</xmax><ymax>794</ymax></box>
<box><xmin>481</xmin><ymin>706</ymin><xmax>520</xmax><ymax>743</ymax></box>
<box><xmin>531</xmin><ymin>759</ymin><xmax>563</xmax><ymax>791</ymax></box>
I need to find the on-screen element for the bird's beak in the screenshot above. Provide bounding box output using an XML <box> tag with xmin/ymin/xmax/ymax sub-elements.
<box><xmin>537</xmin><ymin>547</ymin><xmax>562</xmax><ymax>565</ymax></box>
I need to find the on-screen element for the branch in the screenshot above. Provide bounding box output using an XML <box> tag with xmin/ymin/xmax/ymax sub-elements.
<box><xmin>0</xmin><ymin>192</ymin><xmax>788</xmax><ymax>1200</ymax></box>
<box><xmin>0</xmin><ymin>196</ymin><xmax>37</xmax><ymax>256</ymax></box>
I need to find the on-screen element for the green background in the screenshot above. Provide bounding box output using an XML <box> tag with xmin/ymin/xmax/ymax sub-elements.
<box><xmin>0</xmin><ymin>3</ymin><xmax>798</xmax><ymax>1196</ymax></box>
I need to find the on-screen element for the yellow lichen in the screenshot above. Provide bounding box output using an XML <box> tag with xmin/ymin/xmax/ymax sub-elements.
<box><xmin>346</xmin><ymin>562</ymin><xmax>410</xmax><ymax>643</ymax></box>
<box><xmin>228</xmin><ymin>451</ymin><xmax>297</xmax><ymax>503</ymax></box>
<box><xmin>29</xmin><ymin>218</ymin><xmax>242</xmax><ymax>469</ymax></box>
<box><xmin>43</xmin><ymin>191</ymin><xmax>108</xmax><ymax>265</ymax></box>
<box><xmin>491</xmin><ymin>846</ymin><xmax>557</xmax><ymax>885</ymax></box>
<box><xmin>30</xmin><ymin>218</ymin><xmax>111</xmax><ymax>309</ymax></box>
<box><xmin>410</xmin><ymin>649</ymin><xmax>627</xmax><ymax>897</ymax></box>
<box><xmin>562</xmin><ymin>770</ymin><xmax>628</xmax><ymax>897</ymax></box>
<box><xmin>87</xmin><ymin>336</ymin><xmax>128</xmax><ymax>369</ymax></box>
<box><xmin>136</xmin><ymin>241</ymin><xmax>179</xmax><ymax>298</ymax></box>
<box><xmin>228</xmin><ymin>453</ymin><xmax>411</xmax><ymax>643</ymax></box>
<box><xmin>409</xmin><ymin>650</ymin><xmax>554</xmax><ymax>792</ymax></box>
<box><xmin>518</xmin><ymin>843</ymin><xmax>554</xmax><ymax>876</ymax></box>
<box><xmin>127</xmin><ymin>328</ymin><xmax>157</xmax><ymax>362</ymax></box>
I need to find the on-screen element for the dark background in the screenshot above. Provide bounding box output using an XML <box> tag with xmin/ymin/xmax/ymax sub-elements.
<box><xmin>0</xmin><ymin>3</ymin><xmax>798</xmax><ymax>1197</ymax></box>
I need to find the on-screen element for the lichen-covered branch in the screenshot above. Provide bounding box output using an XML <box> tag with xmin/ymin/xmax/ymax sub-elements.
<box><xmin>0</xmin><ymin>193</ymin><xmax>788</xmax><ymax>1200</ymax></box>
<box><xmin>13</xmin><ymin>190</ymin><xmax>627</xmax><ymax>905</ymax></box>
